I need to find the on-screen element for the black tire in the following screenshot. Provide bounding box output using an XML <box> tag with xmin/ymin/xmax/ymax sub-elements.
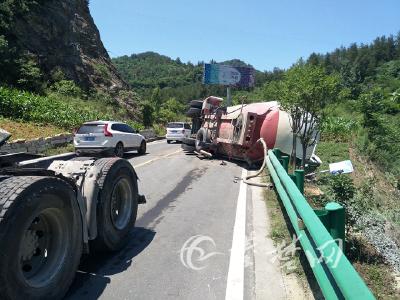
<box><xmin>167</xmin><ymin>140</ymin><xmax>171</xmax><ymax>144</ymax></box>
<box><xmin>182</xmin><ymin>137</ymin><xmax>196</xmax><ymax>146</ymax></box>
<box><xmin>195</xmin><ymin>127</ymin><xmax>210</xmax><ymax>151</ymax></box>
<box><xmin>138</xmin><ymin>140</ymin><xmax>146</xmax><ymax>155</ymax></box>
<box><xmin>114</xmin><ymin>142</ymin><xmax>124</xmax><ymax>158</ymax></box>
<box><xmin>190</xmin><ymin>100</ymin><xmax>203</xmax><ymax>109</ymax></box>
<box><xmin>181</xmin><ymin>143</ymin><xmax>195</xmax><ymax>152</ymax></box>
<box><xmin>0</xmin><ymin>176</ymin><xmax>82</xmax><ymax>300</ymax></box>
<box><xmin>186</xmin><ymin>107</ymin><xmax>201</xmax><ymax>117</ymax></box>
<box><xmin>91</xmin><ymin>158</ymin><xmax>138</xmax><ymax>252</ymax></box>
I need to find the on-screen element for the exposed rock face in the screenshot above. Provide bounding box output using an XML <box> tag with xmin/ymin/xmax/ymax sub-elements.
<box><xmin>10</xmin><ymin>0</ymin><xmax>140</xmax><ymax>118</ymax></box>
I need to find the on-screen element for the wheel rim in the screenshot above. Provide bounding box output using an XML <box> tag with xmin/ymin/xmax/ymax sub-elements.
<box><xmin>110</xmin><ymin>177</ymin><xmax>133</xmax><ymax>230</ymax></box>
<box><xmin>115</xmin><ymin>144</ymin><xmax>123</xmax><ymax>157</ymax></box>
<box><xmin>19</xmin><ymin>208</ymin><xmax>69</xmax><ymax>288</ymax></box>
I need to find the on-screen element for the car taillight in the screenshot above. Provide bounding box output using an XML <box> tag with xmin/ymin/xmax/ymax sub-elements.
<box><xmin>104</xmin><ymin>124</ymin><xmax>113</xmax><ymax>137</ymax></box>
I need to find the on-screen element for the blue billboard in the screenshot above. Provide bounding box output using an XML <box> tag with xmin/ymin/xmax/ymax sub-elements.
<box><xmin>203</xmin><ymin>64</ymin><xmax>255</xmax><ymax>87</ymax></box>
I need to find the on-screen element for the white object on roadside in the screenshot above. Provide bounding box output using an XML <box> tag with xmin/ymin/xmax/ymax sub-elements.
<box><xmin>329</xmin><ymin>160</ymin><xmax>354</xmax><ymax>175</ymax></box>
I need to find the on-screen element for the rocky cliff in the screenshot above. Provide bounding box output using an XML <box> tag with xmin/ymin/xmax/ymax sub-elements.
<box><xmin>6</xmin><ymin>0</ymin><xmax>140</xmax><ymax>118</ymax></box>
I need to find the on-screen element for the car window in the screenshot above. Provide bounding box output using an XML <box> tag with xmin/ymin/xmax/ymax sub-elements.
<box><xmin>77</xmin><ymin>124</ymin><xmax>104</xmax><ymax>134</ymax></box>
<box><xmin>123</xmin><ymin>124</ymin><xmax>135</xmax><ymax>133</ymax></box>
<box><xmin>111</xmin><ymin>124</ymin><xmax>123</xmax><ymax>132</ymax></box>
<box><xmin>184</xmin><ymin>123</ymin><xmax>191</xmax><ymax>129</ymax></box>
<box><xmin>167</xmin><ymin>122</ymin><xmax>183</xmax><ymax>128</ymax></box>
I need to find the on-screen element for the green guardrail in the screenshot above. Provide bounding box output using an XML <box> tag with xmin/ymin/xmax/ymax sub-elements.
<box><xmin>266</xmin><ymin>148</ymin><xmax>375</xmax><ymax>300</ymax></box>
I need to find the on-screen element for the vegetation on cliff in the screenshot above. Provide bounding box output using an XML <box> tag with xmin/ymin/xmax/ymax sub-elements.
<box><xmin>0</xmin><ymin>0</ymin><xmax>141</xmax><ymax>120</ymax></box>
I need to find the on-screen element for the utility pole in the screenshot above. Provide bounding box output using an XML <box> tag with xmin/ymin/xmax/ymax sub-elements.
<box><xmin>226</xmin><ymin>86</ymin><xmax>232</xmax><ymax>106</ymax></box>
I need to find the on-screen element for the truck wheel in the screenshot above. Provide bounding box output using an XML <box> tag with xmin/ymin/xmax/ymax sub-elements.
<box><xmin>114</xmin><ymin>142</ymin><xmax>124</xmax><ymax>158</ymax></box>
<box><xmin>138</xmin><ymin>140</ymin><xmax>146</xmax><ymax>155</ymax></box>
<box><xmin>186</xmin><ymin>107</ymin><xmax>201</xmax><ymax>117</ymax></box>
<box><xmin>0</xmin><ymin>176</ymin><xmax>82</xmax><ymax>300</ymax></box>
<box><xmin>182</xmin><ymin>143</ymin><xmax>195</xmax><ymax>152</ymax></box>
<box><xmin>92</xmin><ymin>158</ymin><xmax>138</xmax><ymax>252</ymax></box>
<box><xmin>190</xmin><ymin>100</ymin><xmax>203</xmax><ymax>109</ymax></box>
<box><xmin>195</xmin><ymin>128</ymin><xmax>210</xmax><ymax>151</ymax></box>
<box><xmin>182</xmin><ymin>137</ymin><xmax>196</xmax><ymax>146</ymax></box>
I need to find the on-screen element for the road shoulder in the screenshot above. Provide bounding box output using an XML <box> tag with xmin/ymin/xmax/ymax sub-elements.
<box><xmin>250</xmin><ymin>177</ymin><xmax>314</xmax><ymax>300</ymax></box>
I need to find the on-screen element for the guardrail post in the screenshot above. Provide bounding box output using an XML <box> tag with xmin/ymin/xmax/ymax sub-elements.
<box><xmin>326</xmin><ymin>202</ymin><xmax>346</xmax><ymax>251</ymax></box>
<box><xmin>314</xmin><ymin>202</ymin><xmax>346</xmax><ymax>251</ymax></box>
<box><xmin>289</xmin><ymin>173</ymin><xmax>296</xmax><ymax>184</ymax></box>
<box><xmin>281</xmin><ymin>155</ymin><xmax>289</xmax><ymax>173</ymax></box>
<box><xmin>273</xmin><ymin>148</ymin><xmax>281</xmax><ymax>160</ymax></box>
<box><xmin>294</xmin><ymin>170</ymin><xmax>304</xmax><ymax>194</ymax></box>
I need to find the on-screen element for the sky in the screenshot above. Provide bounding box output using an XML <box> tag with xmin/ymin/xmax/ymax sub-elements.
<box><xmin>89</xmin><ymin>0</ymin><xmax>400</xmax><ymax>71</ymax></box>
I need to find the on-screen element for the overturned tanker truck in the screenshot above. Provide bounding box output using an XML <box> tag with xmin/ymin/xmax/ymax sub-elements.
<box><xmin>0</xmin><ymin>128</ymin><xmax>145</xmax><ymax>299</ymax></box>
<box><xmin>183</xmin><ymin>96</ymin><xmax>321</xmax><ymax>166</ymax></box>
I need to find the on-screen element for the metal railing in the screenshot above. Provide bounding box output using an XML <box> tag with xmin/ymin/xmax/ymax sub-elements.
<box><xmin>266</xmin><ymin>148</ymin><xmax>375</xmax><ymax>300</ymax></box>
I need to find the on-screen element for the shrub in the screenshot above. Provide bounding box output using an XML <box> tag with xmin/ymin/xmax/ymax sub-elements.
<box><xmin>328</xmin><ymin>174</ymin><xmax>356</xmax><ymax>204</ymax></box>
<box><xmin>320</xmin><ymin>117</ymin><xmax>358</xmax><ymax>142</ymax></box>
<box><xmin>327</xmin><ymin>174</ymin><xmax>357</xmax><ymax>231</ymax></box>
<box><xmin>152</xmin><ymin>123</ymin><xmax>166</xmax><ymax>136</ymax></box>
<box><xmin>0</xmin><ymin>86</ymin><xmax>114</xmax><ymax>129</ymax></box>
<box><xmin>51</xmin><ymin>80</ymin><xmax>83</xmax><ymax>98</ymax></box>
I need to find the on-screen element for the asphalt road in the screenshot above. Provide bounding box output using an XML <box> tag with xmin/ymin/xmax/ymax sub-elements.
<box><xmin>65</xmin><ymin>140</ymin><xmax>270</xmax><ymax>300</ymax></box>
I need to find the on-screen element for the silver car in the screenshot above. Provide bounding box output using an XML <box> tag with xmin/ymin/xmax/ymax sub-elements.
<box><xmin>166</xmin><ymin>122</ymin><xmax>191</xmax><ymax>144</ymax></box>
<box><xmin>74</xmin><ymin>121</ymin><xmax>146</xmax><ymax>157</ymax></box>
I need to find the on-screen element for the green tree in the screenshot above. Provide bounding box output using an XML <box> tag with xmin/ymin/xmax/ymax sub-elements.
<box><xmin>151</xmin><ymin>87</ymin><xmax>162</xmax><ymax>113</ymax></box>
<box><xmin>16</xmin><ymin>54</ymin><xmax>43</xmax><ymax>92</ymax></box>
<box><xmin>154</xmin><ymin>97</ymin><xmax>185</xmax><ymax>124</ymax></box>
<box><xmin>141</xmin><ymin>101</ymin><xmax>154</xmax><ymax>127</ymax></box>
<box><xmin>278</xmin><ymin>64</ymin><xmax>340</xmax><ymax>168</ymax></box>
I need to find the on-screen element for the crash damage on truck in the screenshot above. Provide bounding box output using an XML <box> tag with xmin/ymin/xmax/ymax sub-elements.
<box><xmin>183</xmin><ymin>96</ymin><xmax>321</xmax><ymax>167</ymax></box>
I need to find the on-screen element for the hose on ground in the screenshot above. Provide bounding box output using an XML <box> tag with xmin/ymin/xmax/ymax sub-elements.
<box><xmin>242</xmin><ymin>138</ymin><xmax>271</xmax><ymax>187</ymax></box>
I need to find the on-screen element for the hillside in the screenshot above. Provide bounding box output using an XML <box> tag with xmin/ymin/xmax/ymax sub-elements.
<box><xmin>0</xmin><ymin>0</ymin><xmax>140</xmax><ymax>117</ymax></box>
<box><xmin>112</xmin><ymin>52</ymin><xmax>276</xmax><ymax>103</ymax></box>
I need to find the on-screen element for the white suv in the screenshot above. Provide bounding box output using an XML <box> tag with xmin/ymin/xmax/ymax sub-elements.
<box><xmin>74</xmin><ymin>121</ymin><xmax>146</xmax><ymax>157</ymax></box>
<box><xmin>166</xmin><ymin>122</ymin><xmax>191</xmax><ymax>144</ymax></box>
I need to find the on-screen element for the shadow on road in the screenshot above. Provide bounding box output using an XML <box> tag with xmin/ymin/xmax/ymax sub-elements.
<box><xmin>181</xmin><ymin>148</ymin><xmax>260</xmax><ymax>171</ymax></box>
<box><xmin>65</xmin><ymin>227</ymin><xmax>156</xmax><ymax>299</ymax></box>
<box><xmin>123</xmin><ymin>152</ymin><xmax>149</xmax><ymax>159</ymax></box>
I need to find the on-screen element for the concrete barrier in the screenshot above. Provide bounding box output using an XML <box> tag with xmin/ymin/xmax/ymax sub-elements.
<box><xmin>0</xmin><ymin>133</ymin><xmax>73</xmax><ymax>154</ymax></box>
<box><xmin>0</xmin><ymin>129</ymin><xmax>163</xmax><ymax>154</ymax></box>
<box><xmin>139</xmin><ymin>129</ymin><xmax>156</xmax><ymax>139</ymax></box>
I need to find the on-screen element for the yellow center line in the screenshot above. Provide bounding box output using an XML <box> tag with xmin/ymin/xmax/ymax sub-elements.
<box><xmin>134</xmin><ymin>149</ymin><xmax>182</xmax><ymax>168</ymax></box>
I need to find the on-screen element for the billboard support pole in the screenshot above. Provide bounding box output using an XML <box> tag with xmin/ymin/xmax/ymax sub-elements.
<box><xmin>227</xmin><ymin>86</ymin><xmax>232</xmax><ymax>106</ymax></box>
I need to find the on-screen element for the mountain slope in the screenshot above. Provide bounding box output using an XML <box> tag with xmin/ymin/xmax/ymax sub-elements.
<box><xmin>112</xmin><ymin>52</ymin><xmax>268</xmax><ymax>102</ymax></box>
<box><xmin>0</xmin><ymin>0</ymin><xmax>140</xmax><ymax>118</ymax></box>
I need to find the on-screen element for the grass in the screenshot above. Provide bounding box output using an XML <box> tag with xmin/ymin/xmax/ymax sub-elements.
<box><xmin>263</xmin><ymin>175</ymin><xmax>323</xmax><ymax>298</ymax></box>
<box><xmin>315</xmin><ymin>141</ymin><xmax>350</xmax><ymax>170</ymax></box>
<box><xmin>263</xmin><ymin>180</ymin><xmax>309</xmax><ymax>277</ymax></box>
<box><xmin>265</xmin><ymin>138</ymin><xmax>400</xmax><ymax>298</ymax></box>
<box><xmin>264</xmin><ymin>188</ymin><xmax>289</xmax><ymax>242</ymax></box>
<box><xmin>354</xmin><ymin>263</ymin><xmax>398</xmax><ymax>299</ymax></box>
<box><xmin>311</xmin><ymin>139</ymin><xmax>400</xmax><ymax>299</ymax></box>
<box><xmin>0</xmin><ymin>117</ymin><xmax>67</xmax><ymax>141</ymax></box>
<box><xmin>0</xmin><ymin>86</ymin><xmax>143</xmax><ymax>131</ymax></box>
